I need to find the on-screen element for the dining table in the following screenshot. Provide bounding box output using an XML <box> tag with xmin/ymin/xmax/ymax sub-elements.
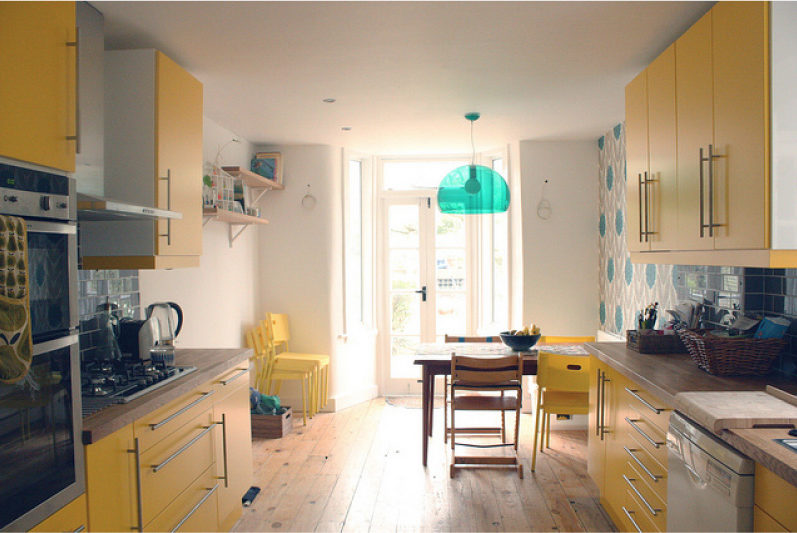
<box><xmin>413</xmin><ymin>342</ymin><xmax>588</xmax><ymax>466</ymax></box>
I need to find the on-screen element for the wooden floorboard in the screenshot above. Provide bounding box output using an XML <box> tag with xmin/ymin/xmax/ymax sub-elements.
<box><xmin>235</xmin><ymin>398</ymin><xmax>616</xmax><ymax>533</ymax></box>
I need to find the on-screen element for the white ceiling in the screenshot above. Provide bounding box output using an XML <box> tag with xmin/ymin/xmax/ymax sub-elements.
<box><xmin>96</xmin><ymin>1</ymin><xmax>713</xmax><ymax>154</ymax></box>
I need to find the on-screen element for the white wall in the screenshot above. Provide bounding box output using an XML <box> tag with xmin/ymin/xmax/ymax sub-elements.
<box><xmin>254</xmin><ymin>145</ymin><xmax>378</xmax><ymax>410</ymax></box>
<box><xmin>139</xmin><ymin>117</ymin><xmax>260</xmax><ymax>348</ymax></box>
<box><xmin>519</xmin><ymin>140</ymin><xmax>599</xmax><ymax>336</ymax></box>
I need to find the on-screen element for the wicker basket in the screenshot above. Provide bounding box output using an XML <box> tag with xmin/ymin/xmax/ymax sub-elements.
<box><xmin>676</xmin><ymin>329</ymin><xmax>786</xmax><ymax>376</ymax></box>
<box><xmin>626</xmin><ymin>330</ymin><xmax>687</xmax><ymax>354</ymax></box>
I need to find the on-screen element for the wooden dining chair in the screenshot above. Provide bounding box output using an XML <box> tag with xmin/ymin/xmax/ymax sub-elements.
<box><xmin>263</xmin><ymin>313</ymin><xmax>330</xmax><ymax>413</ymax></box>
<box><xmin>442</xmin><ymin>335</ymin><xmax>501</xmax><ymax>443</ymax></box>
<box><xmin>531</xmin><ymin>351</ymin><xmax>591</xmax><ymax>471</ymax></box>
<box><xmin>449</xmin><ymin>353</ymin><xmax>523</xmax><ymax>478</ymax></box>
<box><xmin>246</xmin><ymin>327</ymin><xmax>313</xmax><ymax>425</ymax></box>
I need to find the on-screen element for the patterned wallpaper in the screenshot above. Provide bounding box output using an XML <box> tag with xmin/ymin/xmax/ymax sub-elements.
<box><xmin>598</xmin><ymin>123</ymin><xmax>677</xmax><ymax>334</ymax></box>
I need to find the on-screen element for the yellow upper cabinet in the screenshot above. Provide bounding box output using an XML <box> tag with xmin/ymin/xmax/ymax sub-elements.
<box><xmin>676</xmin><ymin>9</ymin><xmax>713</xmax><ymax>251</ymax></box>
<box><xmin>711</xmin><ymin>1</ymin><xmax>769</xmax><ymax>251</ymax></box>
<box><xmin>0</xmin><ymin>2</ymin><xmax>76</xmax><ymax>172</ymax></box>
<box><xmin>625</xmin><ymin>71</ymin><xmax>649</xmax><ymax>253</ymax></box>
<box><xmin>80</xmin><ymin>49</ymin><xmax>203</xmax><ymax>269</ymax></box>
<box><xmin>646</xmin><ymin>45</ymin><xmax>678</xmax><ymax>252</ymax></box>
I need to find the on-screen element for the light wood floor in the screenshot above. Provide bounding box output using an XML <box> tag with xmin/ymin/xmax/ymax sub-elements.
<box><xmin>234</xmin><ymin>398</ymin><xmax>615</xmax><ymax>532</ymax></box>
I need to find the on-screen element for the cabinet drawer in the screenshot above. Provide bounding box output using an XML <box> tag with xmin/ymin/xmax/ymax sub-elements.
<box><xmin>144</xmin><ymin>464</ymin><xmax>219</xmax><ymax>532</ymax></box>
<box><xmin>623</xmin><ymin>488</ymin><xmax>662</xmax><ymax>533</ymax></box>
<box><xmin>754</xmin><ymin>504</ymin><xmax>789</xmax><ymax>533</ymax></box>
<box><xmin>624</xmin><ymin>406</ymin><xmax>669</xmax><ymax>469</ymax></box>
<box><xmin>623</xmin><ymin>440</ymin><xmax>667</xmax><ymax>502</ymax></box>
<box><xmin>212</xmin><ymin>366</ymin><xmax>250</xmax><ymax>400</ymax></box>
<box><xmin>135</xmin><ymin>384</ymin><xmax>217</xmax><ymax>452</ymax></box>
<box><xmin>621</xmin><ymin>385</ymin><xmax>671</xmax><ymax>432</ymax></box>
<box><xmin>624</xmin><ymin>461</ymin><xmax>667</xmax><ymax>531</ymax></box>
<box><xmin>139</xmin><ymin>408</ymin><xmax>216</xmax><ymax>524</ymax></box>
<box><xmin>30</xmin><ymin>494</ymin><xmax>87</xmax><ymax>533</ymax></box>
<box><xmin>754</xmin><ymin>464</ymin><xmax>797</xmax><ymax>532</ymax></box>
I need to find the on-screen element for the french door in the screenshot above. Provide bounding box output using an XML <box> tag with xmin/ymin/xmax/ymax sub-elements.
<box><xmin>380</xmin><ymin>195</ymin><xmax>473</xmax><ymax>395</ymax></box>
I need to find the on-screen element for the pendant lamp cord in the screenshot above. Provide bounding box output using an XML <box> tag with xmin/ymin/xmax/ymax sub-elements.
<box><xmin>470</xmin><ymin>120</ymin><xmax>476</xmax><ymax>166</ymax></box>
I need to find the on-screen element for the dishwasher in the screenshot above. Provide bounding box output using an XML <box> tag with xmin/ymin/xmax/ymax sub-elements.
<box><xmin>667</xmin><ymin>412</ymin><xmax>755</xmax><ymax>532</ymax></box>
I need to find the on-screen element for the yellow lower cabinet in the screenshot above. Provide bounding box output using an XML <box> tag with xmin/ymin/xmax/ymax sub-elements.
<box><xmin>139</xmin><ymin>408</ymin><xmax>216</xmax><ymax>525</ymax></box>
<box><xmin>144</xmin><ymin>465</ymin><xmax>219</xmax><ymax>532</ymax></box>
<box><xmin>29</xmin><ymin>494</ymin><xmax>87</xmax><ymax>533</ymax></box>
<box><xmin>213</xmin><ymin>375</ymin><xmax>253</xmax><ymax>531</ymax></box>
<box><xmin>754</xmin><ymin>464</ymin><xmax>797</xmax><ymax>532</ymax></box>
<box><xmin>84</xmin><ymin>424</ymin><xmax>137</xmax><ymax>532</ymax></box>
<box><xmin>754</xmin><ymin>505</ymin><xmax>789</xmax><ymax>533</ymax></box>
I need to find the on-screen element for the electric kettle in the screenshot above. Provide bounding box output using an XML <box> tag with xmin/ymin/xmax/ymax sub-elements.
<box><xmin>145</xmin><ymin>302</ymin><xmax>183</xmax><ymax>346</ymax></box>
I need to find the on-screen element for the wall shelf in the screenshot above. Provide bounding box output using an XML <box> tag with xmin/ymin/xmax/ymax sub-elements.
<box><xmin>203</xmin><ymin>207</ymin><xmax>269</xmax><ymax>247</ymax></box>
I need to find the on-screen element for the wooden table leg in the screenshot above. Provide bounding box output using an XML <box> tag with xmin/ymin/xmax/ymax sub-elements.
<box><xmin>422</xmin><ymin>365</ymin><xmax>430</xmax><ymax>467</ymax></box>
<box><xmin>428</xmin><ymin>374</ymin><xmax>435</xmax><ymax>437</ymax></box>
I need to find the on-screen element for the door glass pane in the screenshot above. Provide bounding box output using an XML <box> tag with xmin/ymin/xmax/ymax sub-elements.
<box><xmin>390</xmin><ymin>336</ymin><xmax>420</xmax><ymax>379</ymax></box>
<box><xmin>383</xmin><ymin>160</ymin><xmax>467</xmax><ymax>191</ymax></box>
<box><xmin>436</xmin><ymin>249</ymin><xmax>465</xmax><ymax>291</ymax></box>
<box><xmin>436</xmin><ymin>213</ymin><xmax>465</xmax><ymax>247</ymax></box>
<box><xmin>388</xmin><ymin>204</ymin><xmax>419</xmax><ymax>248</ymax></box>
<box><xmin>436</xmin><ymin>292</ymin><xmax>466</xmax><ymax>336</ymax></box>
<box><xmin>389</xmin><ymin>250</ymin><xmax>418</xmax><ymax>290</ymax></box>
<box><xmin>391</xmin><ymin>294</ymin><xmax>420</xmax><ymax>335</ymax></box>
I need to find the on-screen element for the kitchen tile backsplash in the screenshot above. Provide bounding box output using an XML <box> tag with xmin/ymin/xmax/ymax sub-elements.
<box><xmin>599</xmin><ymin>123</ymin><xmax>796</xmax><ymax>378</ymax></box>
<box><xmin>78</xmin><ymin>269</ymin><xmax>140</xmax><ymax>361</ymax></box>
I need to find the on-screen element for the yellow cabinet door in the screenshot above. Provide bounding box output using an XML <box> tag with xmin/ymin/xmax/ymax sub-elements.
<box><xmin>604</xmin><ymin>369</ymin><xmax>633</xmax><ymax>531</ymax></box>
<box><xmin>0</xmin><ymin>2</ymin><xmax>76</xmax><ymax>172</ymax></box>
<box><xmin>84</xmin><ymin>424</ymin><xmax>137</xmax><ymax>532</ymax></box>
<box><xmin>646</xmin><ymin>45</ymin><xmax>678</xmax><ymax>251</ymax></box>
<box><xmin>676</xmin><ymin>9</ymin><xmax>714</xmax><ymax>251</ymax></box>
<box><xmin>214</xmin><ymin>376</ymin><xmax>253</xmax><ymax>531</ymax></box>
<box><xmin>711</xmin><ymin>1</ymin><xmax>770</xmax><ymax>250</ymax></box>
<box><xmin>625</xmin><ymin>70</ymin><xmax>649</xmax><ymax>252</ymax></box>
<box><xmin>155</xmin><ymin>51</ymin><xmax>203</xmax><ymax>258</ymax></box>
<box><xmin>29</xmin><ymin>494</ymin><xmax>87</xmax><ymax>533</ymax></box>
<box><xmin>587</xmin><ymin>357</ymin><xmax>607</xmax><ymax>493</ymax></box>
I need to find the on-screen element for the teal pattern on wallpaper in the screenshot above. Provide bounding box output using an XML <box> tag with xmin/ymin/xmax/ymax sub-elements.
<box><xmin>597</xmin><ymin>123</ymin><xmax>677</xmax><ymax>334</ymax></box>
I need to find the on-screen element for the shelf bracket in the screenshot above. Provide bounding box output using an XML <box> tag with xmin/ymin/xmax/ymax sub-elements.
<box><xmin>252</xmin><ymin>188</ymin><xmax>270</xmax><ymax>205</ymax></box>
<box><xmin>228</xmin><ymin>224</ymin><xmax>249</xmax><ymax>247</ymax></box>
<box><xmin>202</xmin><ymin>215</ymin><xmax>214</xmax><ymax>227</ymax></box>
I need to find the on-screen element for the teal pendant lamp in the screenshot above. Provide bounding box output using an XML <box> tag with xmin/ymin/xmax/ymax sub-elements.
<box><xmin>437</xmin><ymin>112</ymin><xmax>510</xmax><ymax>214</ymax></box>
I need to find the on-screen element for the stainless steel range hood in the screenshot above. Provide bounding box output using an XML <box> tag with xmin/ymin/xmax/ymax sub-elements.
<box><xmin>77</xmin><ymin>193</ymin><xmax>182</xmax><ymax>221</ymax></box>
<box><xmin>74</xmin><ymin>2</ymin><xmax>180</xmax><ymax>223</ymax></box>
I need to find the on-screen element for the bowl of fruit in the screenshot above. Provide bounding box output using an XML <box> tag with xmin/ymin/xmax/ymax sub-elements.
<box><xmin>499</xmin><ymin>325</ymin><xmax>541</xmax><ymax>351</ymax></box>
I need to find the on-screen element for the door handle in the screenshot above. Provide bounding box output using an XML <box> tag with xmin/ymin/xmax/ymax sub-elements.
<box><xmin>415</xmin><ymin>285</ymin><xmax>427</xmax><ymax>302</ymax></box>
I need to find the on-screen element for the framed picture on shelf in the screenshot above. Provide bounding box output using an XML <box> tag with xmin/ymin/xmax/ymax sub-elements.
<box><xmin>250</xmin><ymin>152</ymin><xmax>282</xmax><ymax>185</ymax></box>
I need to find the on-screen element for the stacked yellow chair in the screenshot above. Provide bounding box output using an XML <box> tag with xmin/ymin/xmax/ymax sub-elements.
<box><xmin>261</xmin><ymin>313</ymin><xmax>330</xmax><ymax>414</ymax></box>
<box><xmin>246</xmin><ymin>327</ymin><xmax>314</xmax><ymax>425</ymax></box>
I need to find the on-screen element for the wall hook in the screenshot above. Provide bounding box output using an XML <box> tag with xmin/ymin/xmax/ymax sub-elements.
<box><xmin>537</xmin><ymin>179</ymin><xmax>552</xmax><ymax>220</ymax></box>
<box><xmin>301</xmin><ymin>184</ymin><xmax>317</xmax><ymax>209</ymax></box>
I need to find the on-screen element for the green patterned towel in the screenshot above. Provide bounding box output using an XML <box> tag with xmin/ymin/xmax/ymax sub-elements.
<box><xmin>0</xmin><ymin>215</ymin><xmax>32</xmax><ymax>384</ymax></box>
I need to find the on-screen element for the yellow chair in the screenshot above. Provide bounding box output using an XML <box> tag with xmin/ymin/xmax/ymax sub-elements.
<box><xmin>246</xmin><ymin>327</ymin><xmax>314</xmax><ymax>425</ymax></box>
<box><xmin>540</xmin><ymin>335</ymin><xmax>595</xmax><ymax>344</ymax></box>
<box><xmin>263</xmin><ymin>313</ymin><xmax>330</xmax><ymax>413</ymax></box>
<box><xmin>531</xmin><ymin>351</ymin><xmax>591</xmax><ymax>471</ymax></box>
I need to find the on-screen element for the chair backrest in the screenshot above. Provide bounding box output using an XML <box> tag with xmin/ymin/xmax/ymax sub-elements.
<box><xmin>537</xmin><ymin>351</ymin><xmax>591</xmax><ymax>393</ymax></box>
<box><xmin>451</xmin><ymin>355</ymin><xmax>522</xmax><ymax>387</ymax></box>
<box><xmin>267</xmin><ymin>313</ymin><xmax>292</xmax><ymax>346</ymax></box>
<box><xmin>444</xmin><ymin>335</ymin><xmax>500</xmax><ymax>343</ymax></box>
<box><xmin>540</xmin><ymin>335</ymin><xmax>595</xmax><ymax>345</ymax></box>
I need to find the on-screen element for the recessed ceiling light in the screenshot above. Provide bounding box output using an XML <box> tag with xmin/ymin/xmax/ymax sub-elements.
<box><xmin>322</xmin><ymin>98</ymin><xmax>336</xmax><ymax>103</ymax></box>
<box><xmin>341</xmin><ymin>126</ymin><xmax>352</xmax><ymax>131</ymax></box>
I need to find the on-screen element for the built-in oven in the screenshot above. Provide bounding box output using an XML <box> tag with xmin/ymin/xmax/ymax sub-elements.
<box><xmin>0</xmin><ymin>161</ymin><xmax>81</xmax><ymax>532</ymax></box>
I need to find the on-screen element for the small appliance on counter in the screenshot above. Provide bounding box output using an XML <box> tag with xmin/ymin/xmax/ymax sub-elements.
<box><xmin>117</xmin><ymin>316</ymin><xmax>160</xmax><ymax>361</ymax></box>
<box><xmin>146</xmin><ymin>301</ymin><xmax>183</xmax><ymax>348</ymax></box>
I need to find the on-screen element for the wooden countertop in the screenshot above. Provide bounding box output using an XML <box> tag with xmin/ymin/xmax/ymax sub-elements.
<box><xmin>585</xmin><ymin>342</ymin><xmax>797</xmax><ymax>488</ymax></box>
<box><xmin>82</xmin><ymin>347</ymin><xmax>252</xmax><ymax>444</ymax></box>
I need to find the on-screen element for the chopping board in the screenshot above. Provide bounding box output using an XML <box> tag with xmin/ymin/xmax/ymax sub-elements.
<box><xmin>674</xmin><ymin>388</ymin><xmax>797</xmax><ymax>434</ymax></box>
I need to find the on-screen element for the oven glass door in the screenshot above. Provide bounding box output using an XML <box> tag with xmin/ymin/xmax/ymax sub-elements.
<box><xmin>26</xmin><ymin>220</ymin><xmax>78</xmax><ymax>343</ymax></box>
<box><xmin>0</xmin><ymin>336</ymin><xmax>82</xmax><ymax>530</ymax></box>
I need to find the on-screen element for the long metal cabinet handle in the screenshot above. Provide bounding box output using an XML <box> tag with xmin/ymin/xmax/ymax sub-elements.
<box><xmin>170</xmin><ymin>483</ymin><xmax>220</xmax><ymax>533</ymax></box>
<box><xmin>643</xmin><ymin>171</ymin><xmax>650</xmax><ymax>242</ymax></box>
<box><xmin>595</xmin><ymin>369</ymin><xmax>602</xmax><ymax>436</ymax></box>
<box><xmin>220</xmin><ymin>368</ymin><xmax>248</xmax><ymax>386</ymax></box>
<box><xmin>625</xmin><ymin>417</ymin><xmax>665</xmax><ymax>448</ymax></box>
<box><xmin>150</xmin><ymin>390</ymin><xmax>215</xmax><ymax>430</ymax></box>
<box><xmin>66</xmin><ymin>28</ymin><xmax>80</xmax><ymax>152</ymax></box>
<box><xmin>624</xmin><ymin>387</ymin><xmax>663</xmax><ymax>414</ymax></box>
<box><xmin>127</xmin><ymin>438</ymin><xmax>144</xmax><ymax>532</ymax></box>
<box><xmin>73</xmin><ymin>526</ymin><xmax>86</xmax><ymax>533</ymax></box>
<box><xmin>624</xmin><ymin>446</ymin><xmax>662</xmax><ymax>482</ymax></box>
<box><xmin>699</xmin><ymin>147</ymin><xmax>706</xmax><ymax>237</ymax></box>
<box><xmin>708</xmin><ymin>144</ymin><xmax>716</xmax><ymax>237</ymax></box>
<box><xmin>219</xmin><ymin>414</ymin><xmax>229</xmax><ymax>488</ymax></box>
<box><xmin>637</xmin><ymin>173</ymin><xmax>644</xmax><ymax>242</ymax></box>
<box><xmin>159</xmin><ymin>169</ymin><xmax>172</xmax><ymax>245</ymax></box>
<box><xmin>600</xmin><ymin>374</ymin><xmax>611</xmax><ymax>440</ymax></box>
<box><xmin>622</xmin><ymin>506</ymin><xmax>643</xmax><ymax>533</ymax></box>
<box><xmin>152</xmin><ymin>422</ymin><xmax>219</xmax><ymax>473</ymax></box>
<box><xmin>623</xmin><ymin>474</ymin><xmax>661</xmax><ymax>516</ymax></box>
